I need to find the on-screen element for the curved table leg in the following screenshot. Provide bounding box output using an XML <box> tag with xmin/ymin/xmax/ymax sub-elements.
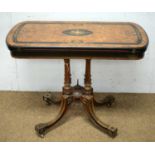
<box><xmin>94</xmin><ymin>95</ymin><xmax>115</xmax><ymax>107</ymax></box>
<box><xmin>35</xmin><ymin>95</ymin><xmax>69</xmax><ymax>138</ymax></box>
<box><xmin>81</xmin><ymin>95</ymin><xmax>117</xmax><ymax>138</ymax></box>
<box><xmin>43</xmin><ymin>93</ymin><xmax>61</xmax><ymax>105</ymax></box>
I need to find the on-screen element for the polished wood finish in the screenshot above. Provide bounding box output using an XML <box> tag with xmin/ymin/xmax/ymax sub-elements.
<box><xmin>81</xmin><ymin>95</ymin><xmax>117</xmax><ymax>137</ymax></box>
<box><xmin>81</xmin><ymin>59</ymin><xmax>117</xmax><ymax>137</ymax></box>
<box><xmin>6</xmin><ymin>21</ymin><xmax>148</xmax><ymax>138</ymax></box>
<box><xmin>36</xmin><ymin>59</ymin><xmax>117</xmax><ymax>138</ymax></box>
<box><xmin>63</xmin><ymin>59</ymin><xmax>72</xmax><ymax>95</ymax></box>
<box><xmin>35</xmin><ymin>95</ymin><xmax>69</xmax><ymax>138</ymax></box>
<box><xmin>84</xmin><ymin>59</ymin><xmax>93</xmax><ymax>95</ymax></box>
<box><xmin>6</xmin><ymin>21</ymin><xmax>148</xmax><ymax>59</ymax></box>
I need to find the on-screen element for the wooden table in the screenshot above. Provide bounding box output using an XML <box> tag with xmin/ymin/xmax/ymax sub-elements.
<box><xmin>6</xmin><ymin>21</ymin><xmax>148</xmax><ymax>138</ymax></box>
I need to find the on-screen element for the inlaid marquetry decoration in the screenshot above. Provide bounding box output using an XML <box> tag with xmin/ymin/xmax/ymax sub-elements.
<box><xmin>6</xmin><ymin>21</ymin><xmax>148</xmax><ymax>59</ymax></box>
<box><xmin>63</xmin><ymin>29</ymin><xmax>93</xmax><ymax>36</ymax></box>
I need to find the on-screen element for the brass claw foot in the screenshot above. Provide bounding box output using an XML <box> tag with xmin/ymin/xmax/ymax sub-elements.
<box><xmin>35</xmin><ymin>123</ymin><xmax>47</xmax><ymax>138</ymax></box>
<box><xmin>81</xmin><ymin>95</ymin><xmax>117</xmax><ymax>138</ymax></box>
<box><xmin>35</xmin><ymin>95</ymin><xmax>68</xmax><ymax>138</ymax></box>
<box><xmin>106</xmin><ymin>126</ymin><xmax>117</xmax><ymax>138</ymax></box>
<box><xmin>94</xmin><ymin>95</ymin><xmax>115</xmax><ymax>107</ymax></box>
<box><xmin>43</xmin><ymin>93</ymin><xmax>61</xmax><ymax>105</ymax></box>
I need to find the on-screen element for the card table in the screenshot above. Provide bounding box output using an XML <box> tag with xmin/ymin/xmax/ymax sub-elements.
<box><xmin>6</xmin><ymin>21</ymin><xmax>148</xmax><ymax>138</ymax></box>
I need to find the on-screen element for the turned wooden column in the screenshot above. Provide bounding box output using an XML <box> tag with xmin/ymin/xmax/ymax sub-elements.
<box><xmin>63</xmin><ymin>59</ymin><xmax>72</xmax><ymax>95</ymax></box>
<box><xmin>84</xmin><ymin>59</ymin><xmax>93</xmax><ymax>95</ymax></box>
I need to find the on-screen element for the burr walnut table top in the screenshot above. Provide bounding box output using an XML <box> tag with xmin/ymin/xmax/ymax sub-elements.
<box><xmin>6</xmin><ymin>21</ymin><xmax>148</xmax><ymax>59</ymax></box>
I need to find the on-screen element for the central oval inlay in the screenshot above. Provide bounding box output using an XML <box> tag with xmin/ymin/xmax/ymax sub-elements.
<box><xmin>63</xmin><ymin>29</ymin><xmax>92</xmax><ymax>36</ymax></box>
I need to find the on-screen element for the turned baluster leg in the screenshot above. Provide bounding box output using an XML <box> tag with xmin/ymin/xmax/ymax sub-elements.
<box><xmin>43</xmin><ymin>59</ymin><xmax>72</xmax><ymax>105</ymax></box>
<box><xmin>81</xmin><ymin>59</ymin><xmax>117</xmax><ymax>137</ymax></box>
<box><xmin>63</xmin><ymin>59</ymin><xmax>72</xmax><ymax>95</ymax></box>
<box><xmin>35</xmin><ymin>59</ymin><xmax>72</xmax><ymax>138</ymax></box>
<box><xmin>84</xmin><ymin>59</ymin><xmax>93</xmax><ymax>95</ymax></box>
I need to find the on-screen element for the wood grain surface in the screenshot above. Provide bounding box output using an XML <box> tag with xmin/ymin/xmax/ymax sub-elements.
<box><xmin>6</xmin><ymin>21</ymin><xmax>148</xmax><ymax>59</ymax></box>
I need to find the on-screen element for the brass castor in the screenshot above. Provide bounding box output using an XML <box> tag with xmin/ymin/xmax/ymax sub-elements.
<box><xmin>103</xmin><ymin>95</ymin><xmax>115</xmax><ymax>107</ymax></box>
<box><xmin>94</xmin><ymin>95</ymin><xmax>115</xmax><ymax>107</ymax></box>
<box><xmin>43</xmin><ymin>93</ymin><xmax>61</xmax><ymax>105</ymax></box>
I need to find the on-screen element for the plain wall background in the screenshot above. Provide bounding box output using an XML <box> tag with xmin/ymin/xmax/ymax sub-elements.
<box><xmin>0</xmin><ymin>12</ymin><xmax>154</xmax><ymax>93</ymax></box>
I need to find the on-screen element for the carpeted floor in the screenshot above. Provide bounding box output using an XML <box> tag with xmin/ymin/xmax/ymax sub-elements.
<box><xmin>0</xmin><ymin>91</ymin><xmax>155</xmax><ymax>142</ymax></box>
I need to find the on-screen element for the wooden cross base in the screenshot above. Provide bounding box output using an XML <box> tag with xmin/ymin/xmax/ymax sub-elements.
<box><xmin>35</xmin><ymin>59</ymin><xmax>117</xmax><ymax>138</ymax></box>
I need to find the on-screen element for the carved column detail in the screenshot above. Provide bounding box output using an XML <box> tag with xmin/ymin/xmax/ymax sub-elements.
<box><xmin>63</xmin><ymin>59</ymin><xmax>72</xmax><ymax>95</ymax></box>
<box><xmin>84</xmin><ymin>59</ymin><xmax>93</xmax><ymax>95</ymax></box>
